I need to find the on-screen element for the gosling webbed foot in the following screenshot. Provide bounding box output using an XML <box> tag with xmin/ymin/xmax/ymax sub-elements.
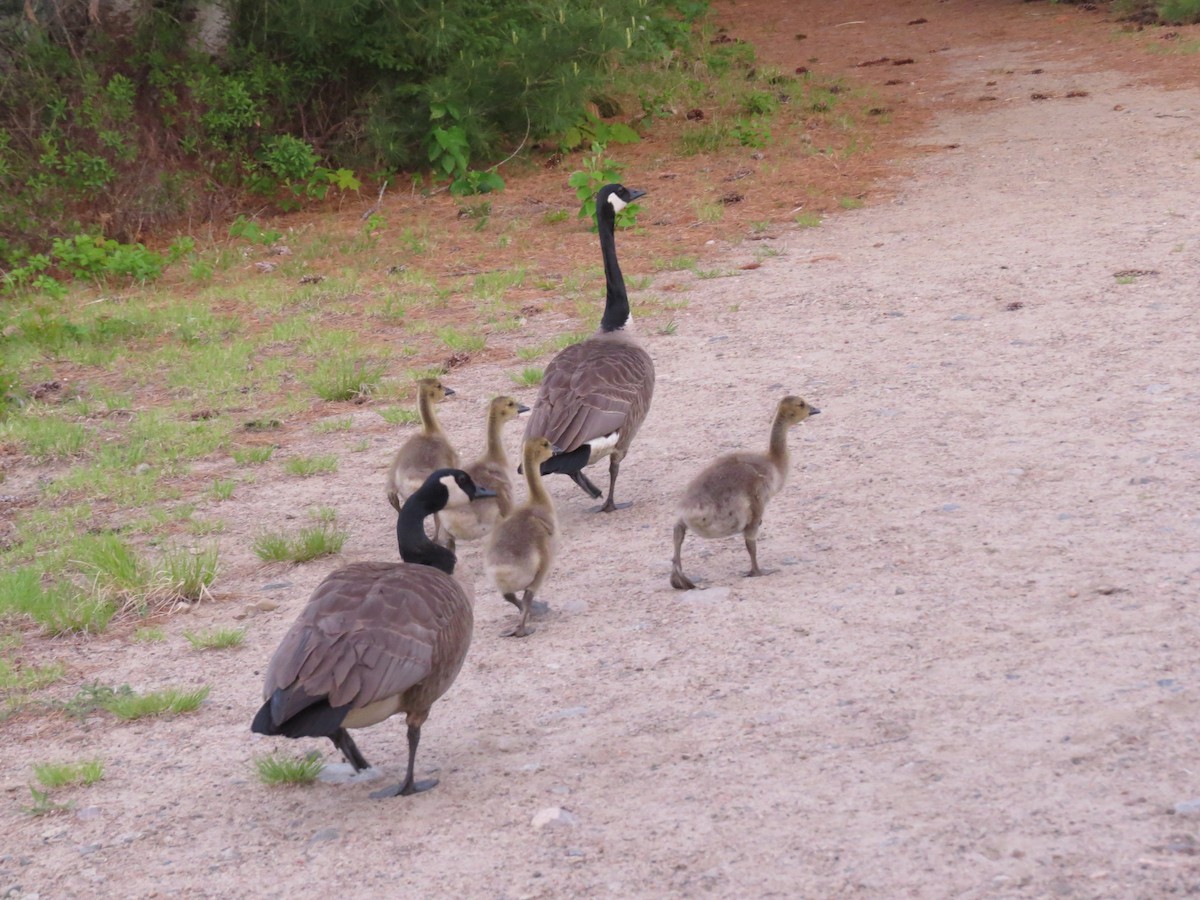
<box><xmin>591</xmin><ymin>500</ymin><xmax>632</xmax><ymax>513</ymax></box>
<box><xmin>670</xmin><ymin>571</ymin><xmax>697</xmax><ymax>590</ymax></box>
<box><xmin>745</xmin><ymin>566</ymin><xmax>775</xmax><ymax>578</ymax></box>
<box><xmin>501</xmin><ymin>623</ymin><xmax>536</xmax><ymax>638</ymax></box>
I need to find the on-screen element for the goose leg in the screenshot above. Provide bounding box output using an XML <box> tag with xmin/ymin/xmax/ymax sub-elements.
<box><xmin>570</xmin><ymin>470</ymin><xmax>603</xmax><ymax>499</ymax></box>
<box><xmin>502</xmin><ymin>590</ymin><xmax>537</xmax><ymax>638</ymax></box>
<box><xmin>670</xmin><ymin>521</ymin><xmax>696</xmax><ymax>590</ymax></box>
<box><xmin>370</xmin><ymin>723</ymin><xmax>437</xmax><ymax>798</ymax></box>
<box><xmin>331</xmin><ymin>727</ymin><xmax>371</xmax><ymax>772</ymax></box>
<box><xmin>595</xmin><ymin>455</ymin><xmax>631</xmax><ymax>513</ymax></box>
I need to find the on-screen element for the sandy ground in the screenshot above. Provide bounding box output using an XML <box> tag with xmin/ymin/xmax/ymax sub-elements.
<box><xmin>4</xmin><ymin>2</ymin><xmax>1200</xmax><ymax>897</ymax></box>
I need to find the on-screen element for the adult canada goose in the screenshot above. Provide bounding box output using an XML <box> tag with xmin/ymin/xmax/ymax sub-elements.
<box><xmin>439</xmin><ymin>395</ymin><xmax>529</xmax><ymax>550</ymax></box>
<box><xmin>484</xmin><ymin>437</ymin><xmax>557</xmax><ymax>638</ymax></box>
<box><xmin>251</xmin><ymin>468</ymin><xmax>495</xmax><ymax>798</ymax></box>
<box><xmin>524</xmin><ymin>183</ymin><xmax>655</xmax><ymax>512</ymax></box>
<box><xmin>385</xmin><ymin>377</ymin><xmax>459</xmax><ymax>513</ymax></box>
<box><xmin>670</xmin><ymin>396</ymin><xmax>820</xmax><ymax>590</ymax></box>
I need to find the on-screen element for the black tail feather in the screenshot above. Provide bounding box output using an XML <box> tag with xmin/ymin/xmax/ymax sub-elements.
<box><xmin>538</xmin><ymin>444</ymin><xmax>591</xmax><ymax>476</ymax></box>
<box><xmin>251</xmin><ymin>688</ymin><xmax>352</xmax><ymax>739</ymax></box>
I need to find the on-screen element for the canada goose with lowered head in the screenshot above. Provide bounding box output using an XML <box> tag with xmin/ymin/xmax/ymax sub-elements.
<box><xmin>439</xmin><ymin>395</ymin><xmax>529</xmax><ymax>549</ymax></box>
<box><xmin>385</xmin><ymin>377</ymin><xmax>459</xmax><ymax>513</ymax></box>
<box><xmin>670</xmin><ymin>396</ymin><xmax>820</xmax><ymax>590</ymax></box>
<box><xmin>251</xmin><ymin>468</ymin><xmax>495</xmax><ymax>798</ymax></box>
<box><xmin>524</xmin><ymin>183</ymin><xmax>655</xmax><ymax>512</ymax></box>
<box><xmin>484</xmin><ymin>437</ymin><xmax>557</xmax><ymax>638</ymax></box>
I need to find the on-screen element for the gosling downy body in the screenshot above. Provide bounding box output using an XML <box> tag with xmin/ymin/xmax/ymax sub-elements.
<box><xmin>439</xmin><ymin>395</ymin><xmax>528</xmax><ymax>548</ymax></box>
<box><xmin>670</xmin><ymin>396</ymin><xmax>820</xmax><ymax>590</ymax></box>
<box><xmin>524</xmin><ymin>183</ymin><xmax>655</xmax><ymax>512</ymax></box>
<box><xmin>386</xmin><ymin>378</ymin><xmax>459</xmax><ymax>513</ymax></box>
<box><xmin>484</xmin><ymin>437</ymin><xmax>558</xmax><ymax>638</ymax></box>
<box><xmin>251</xmin><ymin>468</ymin><xmax>495</xmax><ymax>798</ymax></box>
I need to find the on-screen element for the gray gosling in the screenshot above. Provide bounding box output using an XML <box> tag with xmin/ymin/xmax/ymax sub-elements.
<box><xmin>252</xmin><ymin>468</ymin><xmax>496</xmax><ymax>799</ymax></box>
<box><xmin>670</xmin><ymin>396</ymin><xmax>820</xmax><ymax>590</ymax></box>
<box><xmin>386</xmin><ymin>377</ymin><xmax>459</xmax><ymax>540</ymax></box>
<box><xmin>484</xmin><ymin>437</ymin><xmax>558</xmax><ymax>638</ymax></box>
<box><xmin>439</xmin><ymin>395</ymin><xmax>528</xmax><ymax>551</ymax></box>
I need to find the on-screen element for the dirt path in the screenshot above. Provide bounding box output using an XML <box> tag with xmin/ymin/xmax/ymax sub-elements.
<box><xmin>4</xmin><ymin>3</ymin><xmax>1200</xmax><ymax>897</ymax></box>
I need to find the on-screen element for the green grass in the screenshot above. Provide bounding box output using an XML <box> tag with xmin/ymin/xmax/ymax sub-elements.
<box><xmin>510</xmin><ymin>367</ymin><xmax>544</xmax><ymax>387</ymax></box>
<box><xmin>0</xmin><ymin>415</ymin><xmax>88</xmax><ymax>460</ymax></box>
<box><xmin>653</xmin><ymin>255</ymin><xmax>698</xmax><ymax>272</ymax></box>
<box><xmin>378</xmin><ymin>407</ymin><xmax>421</xmax><ymax>426</ymax></box>
<box><xmin>211</xmin><ymin>478</ymin><xmax>236</xmax><ymax>500</ymax></box>
<box><xmin>438</xmin><ymin>327</ymin><xmax>487</xmax><ymax>353</ymax></box>
<box><xmin>103</xmin><ymin>685</ymin><xmax>210</xmax><ymax>720</ymax></box>
<box><xmin>254</xmin><ymin>751</ymin><xmax>324</xmax><ymax>786</ymax></box>
<box><xmin>34</xmin><ymin>759</ymin><xmax>104</xmax><ymax>788</ymax></box>
<box><xmin>232</xmin><ymin>445</ymin><xmax>275</xmax><ymax>465</ymax></box>
<box><xmin>23</xmin><ymin>786</ymin><xmax>73</xmax><ymax>817</ymax></box>
<box><xmin>132</xmin><ymin>626</ymin><xmax>166</xmax><ymax>642</ymax></box>
<box><xmin>313</xmin><ymin>417</ymin><xmax>353</xmax><ymax>434</ymax></box>
<box><xmin>838</xmin><ymin>196</ymin><xmax>865</xmax><ymax>210</ymax></box>
<box><xmin>284</xmin><ymin>454</ymin><xmax>338</xmax><ymax>477</ymax></box>
<box><xmin>158</xmin><ymin>545</ymin><xmax>219</xmax><ymax>602</ymax></box>
<box><xmin>253</xmin><ymin>523</ymin><xmax>348</xmax><ymax>563</ymax></box>
<box><xmin>794</xmin><ymin>212</ymin><xmax>822</xmax><ymax>228</ymax></box>
<box><xmin>306</xmin><ymin>354</ymin><xmax>386</xmax><ymax>402</ymax></box>
<box><xmin>184</xmin><ymin>626</ymin><xmax>247</xmax><ymax>650</ymax></box>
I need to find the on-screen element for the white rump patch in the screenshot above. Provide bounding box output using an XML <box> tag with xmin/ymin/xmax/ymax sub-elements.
<box><xmin>439</xmin><ymin>473</ymin><xmax>471</xmax><ymax>507</ymax></box>
<box><xmin>607</xmin><ymin>193</ymin><xmax>628</xmax><ymax>213</ymax></box>
<box><xmin>587</xmin><ymin>431</ymin><xmax>621</xmax><ymax>463</ymax></box>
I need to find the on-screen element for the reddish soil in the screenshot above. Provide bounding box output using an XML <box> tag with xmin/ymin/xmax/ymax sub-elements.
<box><xmin>3</xmin><ymin>1</ymin><xmax>1200</xmax><ymax>897</ymax></box>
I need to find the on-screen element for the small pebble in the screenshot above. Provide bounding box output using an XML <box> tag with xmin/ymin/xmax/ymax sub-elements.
<box><xmin>531</xmin><ymin>807</ymin><xmax>579</xmax><ymax>831</ymax></box>
<box><xmin>1172</xmin><ymin>799</ymin><xmax>1200</xmax><ymax>816</ymax></box>
<box><xmin>309</xmin><ymin>828</ymin><xmax>340</xmax><ymax>843</ymax></box>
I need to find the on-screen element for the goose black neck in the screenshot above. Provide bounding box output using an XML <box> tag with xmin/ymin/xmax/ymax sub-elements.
<box><xmin>597</xmin><ymin>207</ymin><xmax>629</xmax><ymax>333</ymax></box>
<box><xmin>397</xmin><ymin>501</ymin><xmax>456</xmax><ymax>575</ymax></box>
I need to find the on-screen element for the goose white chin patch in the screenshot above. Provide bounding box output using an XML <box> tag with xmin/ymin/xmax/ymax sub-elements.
<box><xmin>439</xmin><ymin>474</ymin><xmax>471</xmax><ymax>508</ymax></box>
<box><xmin>607</xmin><ymin>193</ymin><xmax>628</xmax><ymax>214</ymax></box>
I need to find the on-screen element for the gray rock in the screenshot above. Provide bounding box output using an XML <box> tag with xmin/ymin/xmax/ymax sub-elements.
<box><xmin>1172</xmin><ymin>799</ymin><xmax>1200</xmax><ymax>816</ymax></box>
<box><xmin>309</xmin><ymin>827</ymin><xmax>340</xmax><ymax>843</ymax></box>
<box><xmin>680</xmin><ymin>587</ymin><xmax>731</xmax><ymax>604</ymax></box>
<box><xmin>531</xmin><ymin>807</ymin><xmax>579</xmax><ymax>830</ymax></box>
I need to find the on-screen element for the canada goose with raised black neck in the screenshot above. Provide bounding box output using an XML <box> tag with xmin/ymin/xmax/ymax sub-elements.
<box><xmin>523</xmin><ymin>183</ymin><xmax>655</xmax><ymax>512</ymax></box>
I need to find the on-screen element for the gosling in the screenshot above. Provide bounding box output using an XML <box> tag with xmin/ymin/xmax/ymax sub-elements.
<box><xmin>439</xmin><ymin>395</ymin><xmax>528</xmax><ymax>550</ymax></box>
<box><xmin>484</xmin><ymin>437</ymin><xmax>558</xmax><ymax>637</ymax></box>
<box><xmin>670</xmin><ymin>395</ymin><xmax>820</xmax><ymax>590</ymax></box>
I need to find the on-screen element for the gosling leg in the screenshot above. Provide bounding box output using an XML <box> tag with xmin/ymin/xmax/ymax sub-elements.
<box><xmin>670</xmin><ymin>521</ymin><xmax>697</xmax><ymax>590</ymax></box>
<box><xmin>502</xmin><ymin>589</ymin><xmax>537</xmax><ymax>638</ymax></box>
<box><xmin>743</xmin><ymin>527</ymin><xmax>773</xmax><ymax>578</ymax></box>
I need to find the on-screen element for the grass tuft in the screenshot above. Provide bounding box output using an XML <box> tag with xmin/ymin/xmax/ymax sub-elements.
<box><xmin>103</xmin><ymin>685</ymin><xmax>211</xmax><ymax>720</ymax></box>
<box><xmin>184</xmin><ymin>626</ymin><xmax>247</xmax><ymax>650</ymax></box>
<box><xmin>378</xmin><ymin>407</ymin><xmax>420</xmax><ymax>426</ymax></box>
<box><xmin>34</xmin><ymin>759</ymin><xmax>104</xmax><ymax>788</ymax></box>
<box><xmin>284</xmin><ymin>454</ymin><xmax>338</xmax><ymax>477</ymax></box>
<box><xmin>306</xmin><ymin>354</ymin><xmax>386</xmax><ymax>402</ymax></box>
<box><xmin>253</xmin><ymin>523</ymin><xmax>348</xmax><ymax>563</ymax></box>
<box><xmin>510</xmin><ymin>367</ymin><xmax>544</xmax><ymax>387</ymax></box>
<box><xmin>254</xmin><ymin>751</ymin><xmax>325</xmax><ymax>785</ymax></box>
<box><xmin>232</xmin><ymin>446</ymin><xmax>275</xmax><ymax>465</ymax></box>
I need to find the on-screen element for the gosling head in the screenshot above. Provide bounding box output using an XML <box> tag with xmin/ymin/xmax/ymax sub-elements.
<box><xmin>491</xmin><ymin>395</ymin><xmax>529</xmax><ymax>423</ymax></box>
<box><xmin>417</xmin><ymin>377</ymin><xmax>455</xmax><ymax>403</ymax></box>
<box><xmin>522</xmin><ymin>436</ymin><xmax>556</xmax><ymax>469</ymax></box>
<box><xmin>596</xmin><ymin>183</ymin><xmax>647</xmax><ymax>216</ymax></box>
<box><xmin>777</xmin><ymin>395</ymin><xmax>820</xmax><ymax>425</ymax></box>
<box><xmin>415</xmin><ymin>468</ymin><xmax>498</xmax><ymax>512</ymax></box>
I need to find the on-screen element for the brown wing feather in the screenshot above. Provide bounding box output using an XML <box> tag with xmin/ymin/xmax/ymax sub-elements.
<box><xmin>524</xmin><ymin>335</ymin><xmax>655</xmax><ymax>452</ymax></box>
<box><xmin>262</xmin><ymin>561</ymin><xmax>472</xmax><ymax>711</ymax></box>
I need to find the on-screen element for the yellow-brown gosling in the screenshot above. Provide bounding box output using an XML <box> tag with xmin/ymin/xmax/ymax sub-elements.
<box><xmin>670</xmin><ymin>396</ymin><xmax>820</xmax><ymax>590</ymax></box>
<box><xmin>439</xmin><ymin>395</ymin><xmax>528</xmax><ymax>551</ymax></box>
<box><xmin>484</xmin><ymin>437</ymin><xmax>557</xmax><ymax>638</ymax></box>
